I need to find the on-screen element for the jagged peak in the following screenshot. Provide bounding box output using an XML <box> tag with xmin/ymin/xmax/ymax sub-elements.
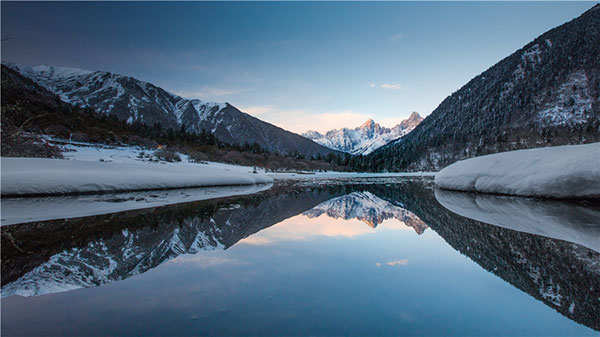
<box><xmin>359</xmin><ymin>118</ymin><xmax>380</xmax><ymax>130</ymax></box>
<box><xmin>408</xmin><ymin>111</ymin><xmax>422</xmax><ymax>120</ymax></box>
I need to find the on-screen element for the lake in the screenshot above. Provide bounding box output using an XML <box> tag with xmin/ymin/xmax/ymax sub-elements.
<box><xmin>2</xmin><ymin>178</ymin><xmax>599</xmax><ymax>336</ymax></box>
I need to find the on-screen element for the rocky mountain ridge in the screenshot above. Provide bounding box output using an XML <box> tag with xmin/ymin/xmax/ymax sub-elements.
<box><xmin>303</xmin><ymin>112</ymin><xmax>423</xmax><ymax>155</ymax></box>
<box><xmin>4</xmin><ymin>62</ymin><xmax>339</xmax><ymax>158</ymax></box>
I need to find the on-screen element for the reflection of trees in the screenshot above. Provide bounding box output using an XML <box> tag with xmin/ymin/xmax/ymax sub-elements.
<box><xmin>2</xmin><ymin>180</ymin><xmax>598</xmax><ymax>331</ymax></box>
<box><xmin>1</xmin><ymin>187</ymin><xmax>339</xmax><ymax>296</ymax></box>
<box><xmin>365</xmin><ymin>181</ymin><xmax>600</xmax><ymax>332</ymax></box>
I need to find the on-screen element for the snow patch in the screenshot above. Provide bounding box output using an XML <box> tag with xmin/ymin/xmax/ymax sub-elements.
<box><xmin>536</xmin><ymin>70</ymin><xmax>593</xmax><ymax>126</ymax></box>
<box><xmin>1</xmin><ymin>158</ymin><xmax>273</xmax><ymax>196</ymax></box>
<box><xmin>435</xmin><ymin>143</ymin><xmax>600</xmax><ymax>198</ymax></box>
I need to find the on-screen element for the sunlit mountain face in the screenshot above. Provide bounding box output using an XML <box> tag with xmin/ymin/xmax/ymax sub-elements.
<box><xmin>302</xmin><ymin>112</ymin><xmax>424</xmax><ymax>155</ymax></box>
<box><xmin>2</xmin><ymin>181</ymin><xmax>599</xmax><ymax>335</ymax></box>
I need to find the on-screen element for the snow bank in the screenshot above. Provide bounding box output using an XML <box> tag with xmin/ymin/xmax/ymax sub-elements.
<box><xmin>435</xmin><ymin>189</ymin><xmax>600</xmax><ymax>253</ymax></box>
<box><xmin>1</xmin><ymin>158</ymin><xmax>273</xmax><ymax>196</ymax></box>
<box><xmin>435</xmin><ymin>143</ymin><xmax>600</xmax><ymax>198</ymax></box>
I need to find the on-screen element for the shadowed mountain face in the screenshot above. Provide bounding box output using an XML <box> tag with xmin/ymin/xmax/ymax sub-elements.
<box><xmin>3</xmin><ymin>63</ymin><xmax>339</xmax><ymax>158</ymax></box>
<box><xmin>2</xmin><ymin>181</ymin><xmax>598</xmax><ymax>331</ymax></box>
<box><xmin>367</xmin><ymin>5</ymin><xmax>600</xmax><ymax>171</ymax></box>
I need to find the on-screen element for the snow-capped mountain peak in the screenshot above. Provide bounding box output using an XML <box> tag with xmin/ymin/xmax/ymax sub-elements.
<box><xmin>3</xmin><ymin>62</ymin><xmax>337</xmax><ymax>157</ymax></box>
<box><xmin>303</xmin><ymin>113</ymin><xmax>423</xmax><ymax>155</ymax></box>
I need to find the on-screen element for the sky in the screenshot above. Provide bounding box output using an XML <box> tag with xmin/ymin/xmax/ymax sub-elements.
<box><xmin>1</xmin><ymin>1</ymin><xmax>595</xmax><ymax>133</ymax></box>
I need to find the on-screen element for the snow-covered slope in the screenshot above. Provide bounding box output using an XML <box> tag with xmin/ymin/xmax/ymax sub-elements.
<box><xmin>303</xmin><ymin>112</ymin><xmax>423</xmax><ymax>155</ymax></box>
<box><xmin>1</xmin><ymin>157</ymin><xmax>273</xmax><ymax>196</ymax></box>
<box><xmin>434</xmin><ymin>143</ymin><xmax>600</xmax><ymax>198</ymax></box>
<box><xmin>304</xmin><ymin>191</ymin><xmax>428</xmax><ymax>234</ymax></box>
<box><xmin>3</xmin><ymin>63</ymin><xmax>338</xmax><ymax>158</ymax></box>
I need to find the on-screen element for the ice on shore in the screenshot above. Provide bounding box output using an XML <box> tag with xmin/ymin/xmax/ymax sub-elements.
<box><xmin>0</xmin><ymin>184</ymin><xmax>272</xmax><ymax>226</ymax></box>
<box><xmin>434</xmin><ymin>143</ymin><xmax>600</xmax><ymax>198</ymax></box>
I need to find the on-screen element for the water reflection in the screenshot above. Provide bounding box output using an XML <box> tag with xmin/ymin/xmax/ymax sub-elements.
<box><xmin>1</xmin><ymin>180</ymin><xmax>599</xmax><ymax>334</ymax></box>
<box><xmin>434</xmin><ymin>188</ymin><xmax>600</xmax><ymax>252</ymax></box>
<box><xmin>0</xmin><ymin>184</ymin><xmax>272</xmax><ymax>226</ymax></box>
<box><xmin>304</xmin><ymin>191</ymin><xmax>428</xmax><ymax>234</ymax></box>
<box><xmin>1</xmin><ymin>187</ymin><xmax>336</xmax><ymax>297</ymax></box>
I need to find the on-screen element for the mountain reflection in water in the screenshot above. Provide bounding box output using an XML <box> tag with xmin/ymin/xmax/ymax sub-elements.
<box><xmin>1</xmin><ymin>180</ymin><xmax>598</xmax><ymax>334</ymax></box>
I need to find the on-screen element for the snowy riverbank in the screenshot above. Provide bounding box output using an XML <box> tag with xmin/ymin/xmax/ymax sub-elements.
<box><xmin>435</xmin><ymin>143</ymin><xmax>600</xmax><ymax>198</ymax></box>
<box><xmin>1</xmin><ymin>139</ymin><xmax>435</xmax><ymax>197</ymax></box>
<box><xmin>1</xmin><ymin>158</ymin><xmax>273</xmax><ymax>196</ymax></box>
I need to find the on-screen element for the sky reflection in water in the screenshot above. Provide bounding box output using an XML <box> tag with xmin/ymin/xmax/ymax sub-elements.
<box><xmin>1</xmin><ymin>182</ymin><xmax>598</xmax><ymax>336</ymax></box>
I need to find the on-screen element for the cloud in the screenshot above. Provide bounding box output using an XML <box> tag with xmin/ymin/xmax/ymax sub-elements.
<box><xmin>240</xmin><ymin>105</ymin><xmax>372</xmax><ymax>134</ymax></box>
<box><xmin>369</xmin><ymin>82</ymin><xmax>403</xmax><ymax>91</ymax></box>
<box><xmin>174</xmin><ymin>87</ymin><xmax>244</xmax><ymax>100</ymax></box>
<box><xmin>386</xmin><ymin>259</ymin><xmax>409</xmax><ymax>266</ymax></box>
<box><xmin>380</xmin><ymin>83</ymin><xmax>402</xmax><ymax>90</ymax></box>
<box><xmin>240</xmin><ymin>105</ymin><xmax>274</xmax><ymax>117</ymax></box>
<box><xmin>239</xmin><ymin>213</ymin><xmax>377</xmax><ymax>246</ymax></box>
<box><xmin>376</xmin><ymin>259</ymin><xmax>409</xmax><ymax>267</ymax></box>
<box><xmin>391</xmin><ymin>33</ymin><xmax>404</xmax><ymax>42</ymax></box>
<box><xmin>169</xmin><ymin>254</ymin><xmax>242</xmax><ymax>268</ymax></box>
<box><xmin>239</xmin><ymin>213</ymin><xmax>417</xmax><ymax>246</ymax></box>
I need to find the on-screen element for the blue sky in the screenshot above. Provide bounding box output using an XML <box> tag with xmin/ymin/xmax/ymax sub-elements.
<box><xmin>1</xmin><ymin>1</ymin><xmax>595</xmax><ymax>133</ymax></box>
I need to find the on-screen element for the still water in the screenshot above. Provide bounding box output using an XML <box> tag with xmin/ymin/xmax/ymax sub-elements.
<box><xmin>2</xmin><ymin>179</ymin><xmax>599</xmax><ymax>336</ymax></box>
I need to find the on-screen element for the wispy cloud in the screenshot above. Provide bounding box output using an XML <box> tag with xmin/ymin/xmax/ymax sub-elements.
<box><xmin>369</xmin><ymin>82</ymin><xmax>403</xmax><ymax>91</ymax></box>
<box><xmin>390</xmin><ymin>33</ymin><xmax>404</xmax><ymax>42</ymax></box>
<box><xmin>387</xmin><ymin>259</ymin><xmax>409</xmax><ymax>266</ymax></box>
<box><xmin>241</xmin><ymin>105</ymin><xmax>273</xmax><ymax>117</ymax></box>
<box><xmin>240</xmin><ymin>105</ymin><xmax>372</xmax><ymax>134</ymax></box>
<box><xmin>174</xmin><ymin>87</ymin><xmax>245</xmax><ymax>100</ymax></box>
<box><xmin>376</xmin><ymin>259</ymin><xmax>409</xmax><ymax>267</ymax></box>
<box><xmin>380</xmin><ymin>83</ymin><xmax>402</xmax><ymax>90</ymax></box>
<box><xmin>239</xmin><ymin>213</ymin><xmax>378</xmax><ymax>246</ymax></box>
<box><xmin>169</xmin><ymin>255</ymin><xmax>242</xmax><ymax>268</ymax></box>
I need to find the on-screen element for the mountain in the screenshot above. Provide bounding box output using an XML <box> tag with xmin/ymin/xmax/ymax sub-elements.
<box><xmin>1</xmin><ymin>188</ymin><xmax>337</xmax><ymax>297</ymax></box>
<box><xmin>365</xmin><ymin>5</ymin><xmax>600</xmax><ymax>171</ymax></box>
<box><xmin>303</xmin><ymin>112</ymin><xmax>423</xmax><ymax>155</ymax></box>
<box><xmin>3</xmin><ymin>63</ymin><xmax>339</xmax><ymax>158</ymax></box>
<box><xmin>365</xmin><ymin>182</ymin><xmax>600</xmax><ymax>332</ymax></box>
<box><xmin>303</xmin><ymin>191</ymin><xmax>428</xmax><ymax>234</ymax></box>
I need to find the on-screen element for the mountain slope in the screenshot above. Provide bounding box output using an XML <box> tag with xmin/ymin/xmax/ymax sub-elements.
<box><xmin>4</xmin><ymin>63</ymin><xmax>339</xmax><ymax>158</ymax></box>
<box><xmin>366</xmin><ymin>5</ymin><xmax>600</xmax><ymax>171</ymax></box>
<box><xmin>303</xmin><ymin>112</ymin><xmax>423</xmax><ymax>155</ymax></box>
